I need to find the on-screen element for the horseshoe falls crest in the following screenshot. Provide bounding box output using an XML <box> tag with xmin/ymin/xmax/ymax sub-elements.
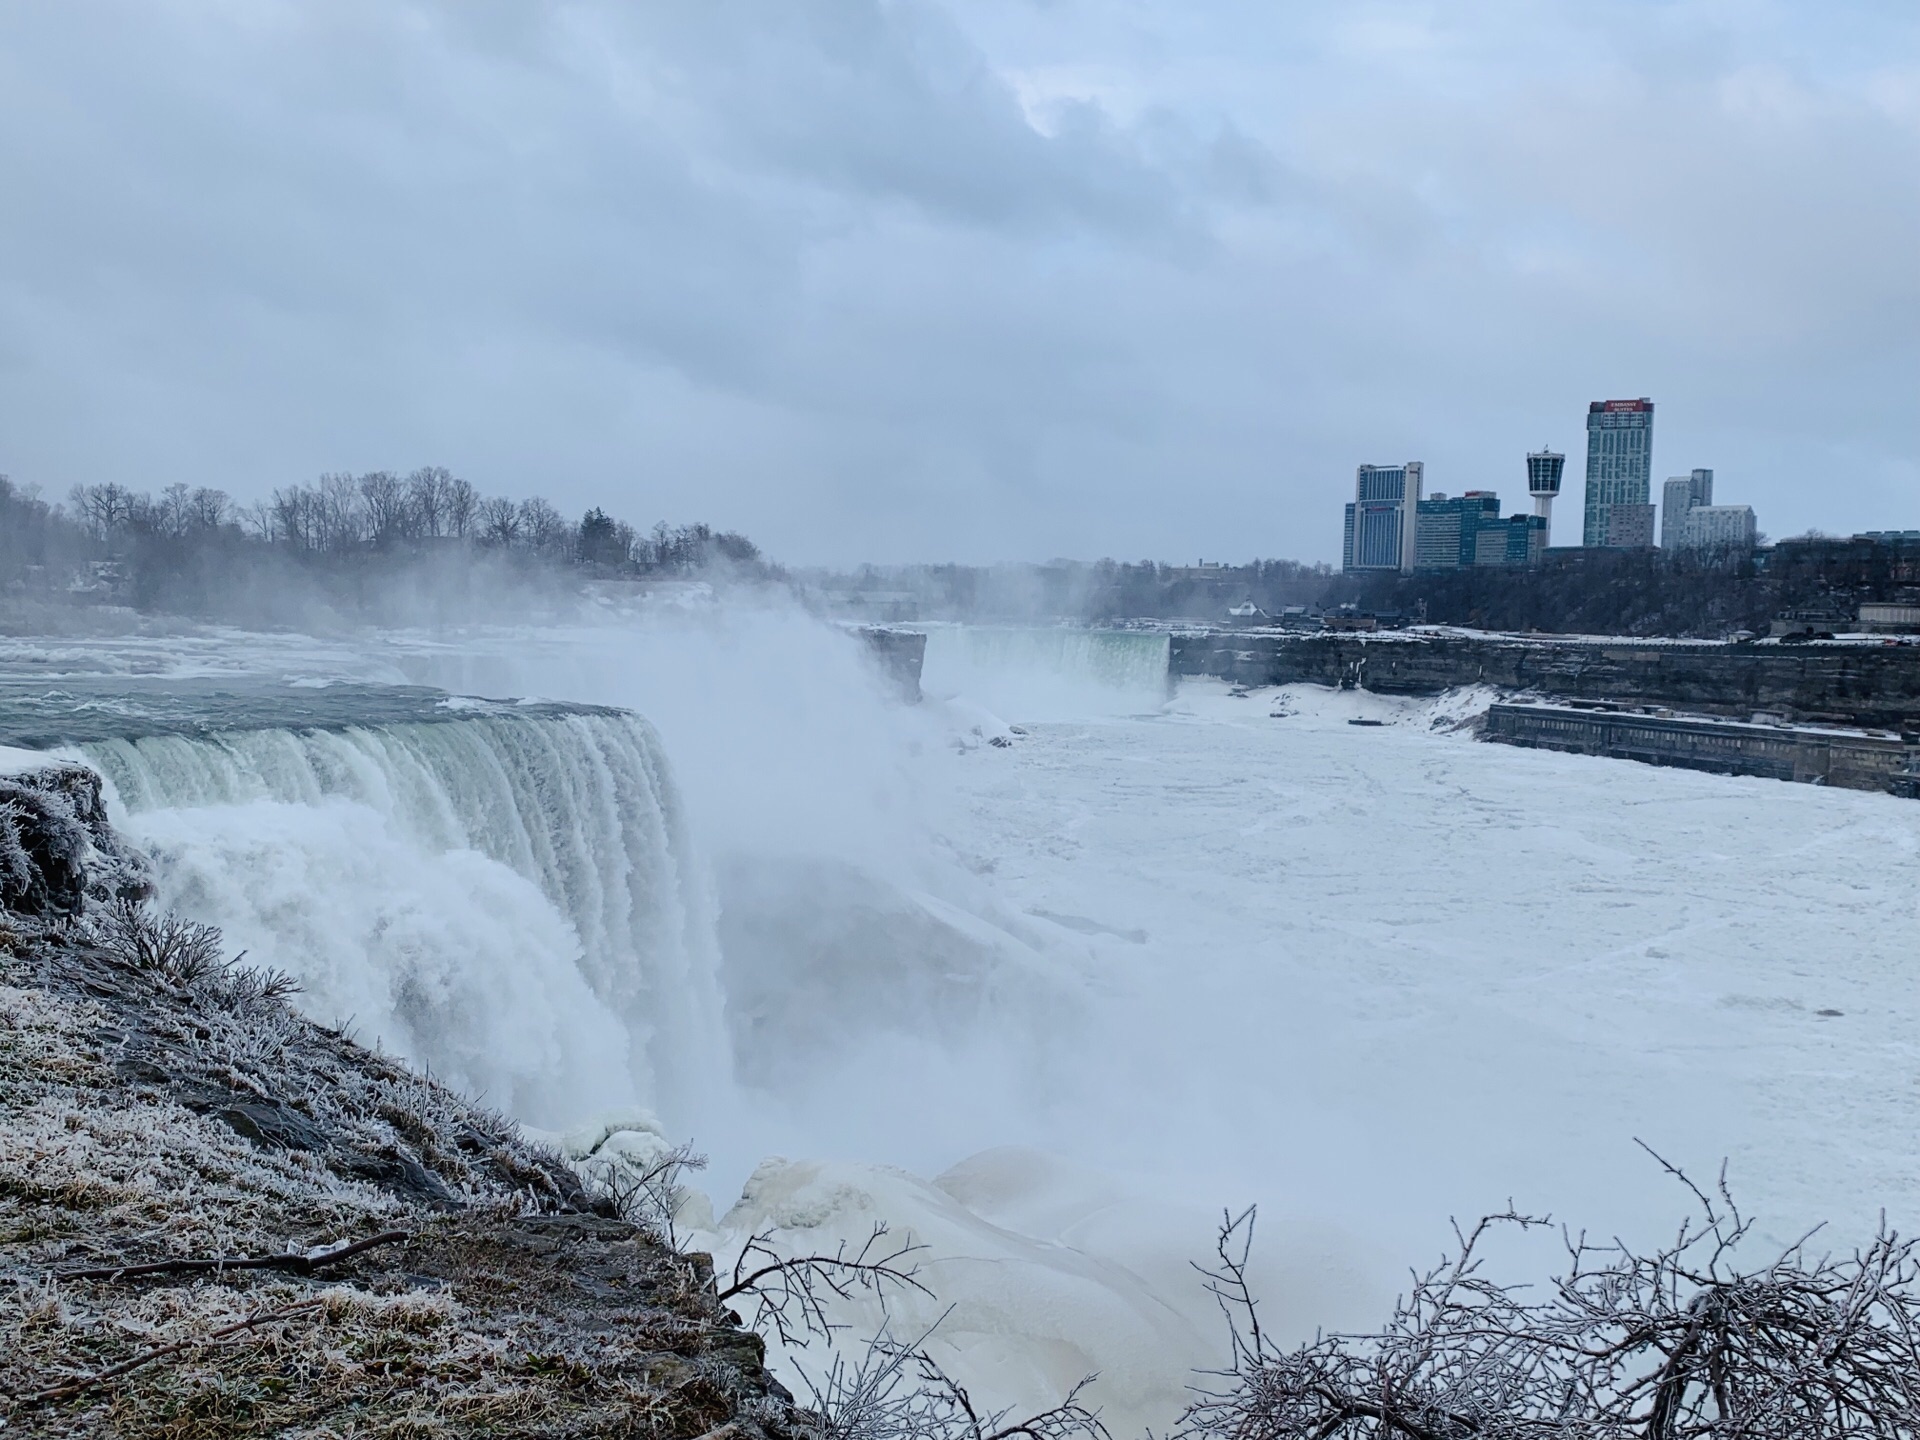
<box><xmin>85</xmin><ymin>710</ymin><xmax>725</xmax><ymax>1130</ymax></box>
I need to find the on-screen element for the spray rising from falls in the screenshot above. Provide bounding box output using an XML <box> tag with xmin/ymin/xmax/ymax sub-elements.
<box><xmin>85</xmin><ymin>710</ymin><xmax>725</xmax><ymax>1130</ymax></box>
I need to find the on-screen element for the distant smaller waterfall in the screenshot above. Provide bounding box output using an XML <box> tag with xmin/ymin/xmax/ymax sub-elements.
<box><xmin>919</xmin><ymin>627</ymin><xmax>1172</xmax><ymax>720</ymax></box>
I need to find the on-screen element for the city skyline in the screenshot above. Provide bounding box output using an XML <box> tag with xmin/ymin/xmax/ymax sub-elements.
<box><xmin>1340</xmin><ymin>392</ymin><xmax>1779</xmax><ymax>570</ymax></box>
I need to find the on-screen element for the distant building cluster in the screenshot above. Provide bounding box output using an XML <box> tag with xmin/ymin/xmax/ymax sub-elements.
<box><xmin>1341</xmin><ymin>396</ymin><xmax>1760</xmax><ymax>574</ymax></box>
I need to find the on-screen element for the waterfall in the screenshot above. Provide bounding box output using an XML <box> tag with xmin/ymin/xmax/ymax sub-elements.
<box><xmin>919</xmin><ymin>627</ymin><xmax>1172</xmax><ymax>720</ymax></box>
<box><xmin>83</xmin><ymin>710</ymin><xmax>725</xmax><ymax>1130</ymax></box>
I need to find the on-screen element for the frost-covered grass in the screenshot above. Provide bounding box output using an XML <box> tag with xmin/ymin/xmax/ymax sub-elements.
<box><xmin>0</xmin><ymin>921</ymin><xmax>801</xmax><ymax>1438</ymax></box>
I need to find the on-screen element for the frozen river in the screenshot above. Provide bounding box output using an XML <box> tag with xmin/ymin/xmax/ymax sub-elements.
<box><xmin>716</xmin><ymin>665</ymin><xmax>1920</xmax><ymax>1431</ymax></box>
<box><xmin>937</xmin><ymin>679</ymin><xmax>1920</xmax><ymax>1252</ymax></box>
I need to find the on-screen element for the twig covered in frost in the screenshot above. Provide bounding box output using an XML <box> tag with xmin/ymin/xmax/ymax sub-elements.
<box><xmin>719</xmin><ymin>1222</ymin><xmax>931</xmax><ymax>1349</ymax></box>
<box><xmin>714</xmin><ymin>1225</ymin><xmax>1108</xmax><ymax>1440</ymax></box>
<box><xmin>1179</xmin><ymin>1149</ymin><xmax>1920</xmax><ymax>1440</ymax></box>
<box><xmin>89</xmin><ymin>895</ymin><xmax>302</xmax><ymax>1002</ymax></box>
<box><xmin>55</xmin><ymin>1228</ymin><xmax>408</xmax><ymax>1282</ymax></box>
<box><xmin>583</xmin><ymin>1139</ymin><xmax>708</xmax><ymax>1250</ymax></box>
<box><xmin>795</xmin><ymin>1314</ymin><xmax>1111</xmax><ymax>1440</ymax></box>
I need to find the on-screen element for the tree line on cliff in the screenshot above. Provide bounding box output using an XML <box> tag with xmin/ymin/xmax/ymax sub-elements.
<box><xmin>819</xmin><ymin>542</ymin><xmax>1918</xmax><ymax>638</ymax></box>
<box><xmin>0</xmin><ymin>469</ymin><xmax>769</xmax><ymax>625</ymax></box>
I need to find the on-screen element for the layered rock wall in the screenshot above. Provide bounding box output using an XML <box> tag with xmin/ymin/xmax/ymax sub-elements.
<box><xmin>1171</xmin><ymin>631</ymin><xmax>1920</xmax><ymax>728</ymax></box>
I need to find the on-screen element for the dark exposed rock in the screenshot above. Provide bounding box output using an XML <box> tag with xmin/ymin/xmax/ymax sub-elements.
<box><xmin>211</xmin><ymin>1098</ymin><xmax>334</xmax><ymax>1153</ymax></box>
<box><xmin>1172</xmin><ymin>630</ymin><xmax>1920</xmax><ymax>728</ymax></box>
<box><xmin>330</xmin><ymin>1145</ymin><xmax>464</xmax><ymax>1210</ymax></box>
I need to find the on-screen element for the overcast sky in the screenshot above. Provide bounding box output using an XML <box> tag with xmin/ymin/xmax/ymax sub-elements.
<box><xmin>2</xmin><ymin>1</ymin><xmax>1916</xmax><ymax>565</ymax></box>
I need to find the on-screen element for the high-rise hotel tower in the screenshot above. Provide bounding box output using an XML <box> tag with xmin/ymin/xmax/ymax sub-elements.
<box><xmin>1342</xmin><ymin>462</ymin><xmax>1423</xmax><ymax>573</ymax></box>
<box><xmin>1582</xmin><ymin>398</ymin><xmax>1655</xmax><ymax>547</ymax></box>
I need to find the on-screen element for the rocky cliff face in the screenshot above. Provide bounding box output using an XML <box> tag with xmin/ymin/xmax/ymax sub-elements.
<box><xmin>0</xmin><ymin>761</ymin><xmax>814</xmax><ymax>1439</ymax></box>
<box><xmin>1171</xmin><ymin>632</ymin><xmax>1920</xmax><ymax>727</ymax></box>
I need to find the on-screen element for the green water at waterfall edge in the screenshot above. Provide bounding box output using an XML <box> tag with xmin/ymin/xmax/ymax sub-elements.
<box><xmin>0</xmin><ymin>677</ymin><xmax>623</xmax><ymax>750</ymax></box>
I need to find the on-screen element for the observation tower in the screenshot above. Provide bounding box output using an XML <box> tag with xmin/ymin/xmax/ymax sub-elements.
<box><xmin>1526</xmin><ymin>450</ymin><xmax>1565</xmax><ymax>547</ymax></box>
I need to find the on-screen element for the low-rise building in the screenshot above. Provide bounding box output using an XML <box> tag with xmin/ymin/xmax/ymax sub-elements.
<box><xmin>1415</xmin><ymin>492</ymin><xmax>1500</xmax><ymax>569</ymax></box>
<box><xmin>1859</xmin><ymin>601</ymin><xmax>1920</xmax><ymax>634</ymax></box>
<box><xmin>1604</xmin><ymin>502</ymin><xmax>1657</xmax><ymax>548</ymax></box>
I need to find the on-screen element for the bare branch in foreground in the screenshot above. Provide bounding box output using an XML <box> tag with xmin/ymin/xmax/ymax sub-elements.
<box><xmin>1180</xmin><ymin>1152</ymin><xmax>1920</xmax><ymax>1439</ymax></box>
<box><xmin>796</xmin><ymin>1314</ymin><xmax>1111</xmax><ymax>1440</ymax></box>
<box><xmin>582</xmin><ymin>1140</ymin><xmax>708</xmax><ymax>1251</ymax></box>
<box><xmin>719</xmin><ymin>1222</ymin><xmax>932</xmax><ymax>1349</ymax></box>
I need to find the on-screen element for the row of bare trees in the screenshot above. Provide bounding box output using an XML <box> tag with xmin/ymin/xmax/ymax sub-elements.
<box><xmin>1</xmin><ymin>467</ymin><xmax>767</xmax><ymax>620</ymax></box>
<box><xmin>62</xmin><ymin>468</ymin><xmax>760</xmax><ymax>574</ymax></box>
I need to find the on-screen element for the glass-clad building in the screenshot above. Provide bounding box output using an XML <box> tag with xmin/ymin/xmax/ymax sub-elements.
<box><xmin>1583</xmin><ymin>398</ymin><xmax>1655</xmax><ymax>547</ymax></box>
<box><xmin>1415</xmin><ymin>492</ymin><xmax>1547</xmax><ymax>569</ymax></box>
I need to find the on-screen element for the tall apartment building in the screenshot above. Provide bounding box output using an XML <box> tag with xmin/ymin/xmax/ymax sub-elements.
<box><xmin>1342</xmin><ymin>462</ymin><xmax>1423</xmax><ymax>573</ymax></box>
<box><xmin>1583</xmin><ymin>398</ymin><xmax>1654</xmax><ymax>547</ymax></box>
<box><xmin>1660</xmin><ymin>469</ymin><xmax>1714</xmax><ymax>548</ymax></box>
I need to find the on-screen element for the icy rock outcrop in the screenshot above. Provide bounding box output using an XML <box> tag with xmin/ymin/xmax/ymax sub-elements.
<box><xmin>0</xmin><ymin>763</ymin><xmax>146</xmax><ymax>917</ymax></box>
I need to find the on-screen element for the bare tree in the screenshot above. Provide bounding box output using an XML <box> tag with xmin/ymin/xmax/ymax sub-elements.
<box><xmin>188</xmin><ymin>486</ymin><xmax>232</xmax><ymax>531</ymax></box>
<box><xmin>155</xmin><ymin>482</ymin><xmax>195</xmax><ymax>539</ymax></box>
<box><xmin>478</xmin><ymin>494</ymin><xmax>521</xmax><ymax>547</ymax></box>
<box><xmin>518</xmin><ymin>496</ymin><xmax>569</xmax><ymax>556</ymax></box>
<box><xmin>359</xmin><ymin>470</ymin><xmax>410</xmax><ymax>547</ymax></box>
<box><xmin>405</xmin><ymin>466</ymin><xmax>449</xmax><ymax>539</ymax></box>
<box><xmin>315</xmin><ymin>473</ymin><xmax>364</xmax><ymax>553</ymax></box>
<box><xmin>443</xmin><ymin>475</ymin><xmax>478</xmax><ymax>539</ymax></box>
<box><xmin>68</xmin><ymin>482</ymin><xmax>137</xmax><ymax>543</ymax></box>
<box><xmin>268</xmin><ymin>485</ymin><xmax>314</xmax><ymax>550</ymax></box>
<box><xmin>1181</xmin><ymin>1153</ymin><xmax>1920</xmax><ymax>1440</ymax></box>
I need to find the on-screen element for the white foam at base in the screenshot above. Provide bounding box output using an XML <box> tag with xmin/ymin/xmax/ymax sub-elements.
<box><xmin>136</xmin><ymin>797</ymin><xmax>633</xmax><ymax>1126</ymax></box>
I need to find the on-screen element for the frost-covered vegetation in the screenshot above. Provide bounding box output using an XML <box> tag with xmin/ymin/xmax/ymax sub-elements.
<box><xmin>0</xmin><ymin>878</ymin><xmax>807</xmax><ymax>1435</ymax></box>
